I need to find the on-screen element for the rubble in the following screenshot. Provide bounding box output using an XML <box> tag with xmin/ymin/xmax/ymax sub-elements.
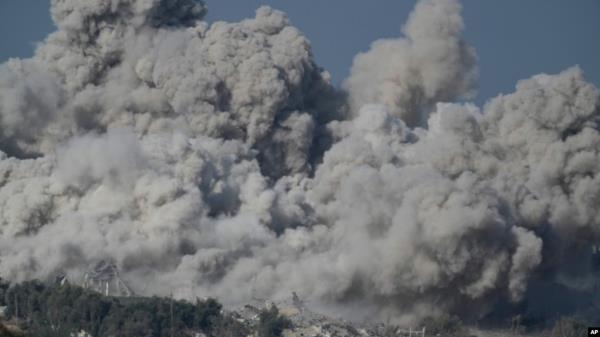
<box><xmin>234</xmin><ymin>294</ymin><xmax>429</xmax><ymax>337</ymax></box>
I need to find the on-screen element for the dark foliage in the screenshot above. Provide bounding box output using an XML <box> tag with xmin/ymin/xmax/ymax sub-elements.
<box><xmin>0</xmin><ymin>278</ymin><xmax>9</xmax><ymax>307</ymax></box>
<box><xmin>257</xmin><ymin>305</ymin><xmax>292</xmax><ymax>337</ymax></box>
<box><xmin>1</xmin><ymin>280</ymin><xmax>246</xmax><ymax>337</ymax></box>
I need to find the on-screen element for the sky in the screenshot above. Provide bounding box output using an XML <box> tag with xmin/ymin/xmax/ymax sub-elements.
<box><xmin>0</xmin><ymin>0</ymin><xmax>598</xmax><ymax>105</ymax></box>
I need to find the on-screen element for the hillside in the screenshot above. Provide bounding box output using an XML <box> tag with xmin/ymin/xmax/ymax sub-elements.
<box><xmin>0</xmin><ymin>279</ymin><xmax>593</xmax><ymax>337</ymax></box>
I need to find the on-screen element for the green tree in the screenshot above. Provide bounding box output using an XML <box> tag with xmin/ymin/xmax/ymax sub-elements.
<box><xmin>0</xmin><ymin>279</ymin><xmax>252</xmax><ymax>337</ymax></box>
<box><xmin>0</xmin><ymin>278</ymin><xmax>9</xmax><ymax>306</ymax></box>
<box><xmin>196</xmin><ymin>298</ymin><xmax>222</xmax><ymax>331</ymax></box>
<box><xmin>257</xmin><ymin>305</ymin><xmax>292</xmax><ymax>337</ymax></box>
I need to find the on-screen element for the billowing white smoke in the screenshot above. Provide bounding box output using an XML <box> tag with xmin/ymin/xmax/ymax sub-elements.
<box><xmin>0</xmin><ymin>0</ymin><xmax>599</xmax><ymax>325</ymax></box>
<box><xmin>344</xmin><ymin>0</ymin><xmax>477</xmax><ymax>126</ymax></box>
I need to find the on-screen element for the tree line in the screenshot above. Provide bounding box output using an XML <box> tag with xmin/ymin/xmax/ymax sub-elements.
<box><xmin>0</xmin><ymin>278</ymin><xmax>290</xmax><ymax>337</ymax></box>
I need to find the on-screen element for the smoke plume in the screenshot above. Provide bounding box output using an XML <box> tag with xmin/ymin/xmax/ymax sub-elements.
<box><xmin>0</xmin><ymin>0</ymin><xmax>599</xmax><ymax>325</ymax></box>
<box><xmin>344</xmin><ymin>0</ymin><xmax>477</xmax><ymax>126</ymax></box>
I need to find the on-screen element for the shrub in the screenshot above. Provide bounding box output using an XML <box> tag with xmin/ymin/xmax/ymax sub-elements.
<box><xmin>257</xmin><ymin>305</ymin><xmax>292</xmax><ymax>337</ymax></box>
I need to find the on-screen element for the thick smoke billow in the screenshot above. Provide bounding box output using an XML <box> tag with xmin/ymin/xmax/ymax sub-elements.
<box><xmin>1</xmin><ymin>0</ymin><xmax>599</xmax><ymax>325</ymax></box>
<box><xmin>344</xmin><ymin>0</ymin><xmax>477</xmax><ymax>126</ymax></box>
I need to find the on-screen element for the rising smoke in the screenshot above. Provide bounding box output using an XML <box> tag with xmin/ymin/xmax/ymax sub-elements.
<box><xmin>0</xmin><ymin>0</ymin><xmax>599</xmax><ymax>325</ymax></box>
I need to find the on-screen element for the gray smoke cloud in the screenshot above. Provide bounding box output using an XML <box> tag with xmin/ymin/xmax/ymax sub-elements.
<box><xmin>0</xmin><ymin>0</ymin><xmax>599</xmax><ymax>325</ymax></box>
<box><xmin>344</xmin><ymin>0</ymin><xmax>477</xmax><ymax>127</ymax></box>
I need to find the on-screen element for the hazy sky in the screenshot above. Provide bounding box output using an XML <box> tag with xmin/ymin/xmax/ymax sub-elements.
<box><xmin>1</xmin><ymin>0</ymin><xmax>598</xmax><ymax>104</ymax></box>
